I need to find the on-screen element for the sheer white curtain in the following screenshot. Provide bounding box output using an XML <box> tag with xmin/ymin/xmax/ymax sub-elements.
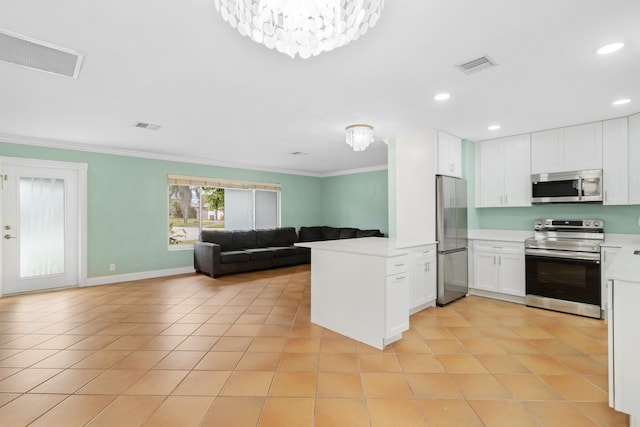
<box><xmin>19</xmin><ymin>177</ymin><xmax>65</xmax><ymax>277</ymax></box>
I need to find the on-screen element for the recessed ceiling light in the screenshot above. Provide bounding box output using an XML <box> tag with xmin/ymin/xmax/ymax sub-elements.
<box><xmin>596</xmin><ymin>42</ymin><xmax>624</xmax><ymax>55</ymax></box>
<box><xmin>488</xmin><ymin>125</ymin><xmax>501</xmax><ymax>130</ymax></box>
<box><xmin>434</xmin><ymin>93</ymin><xmax>450</xmax><ymax>101</ymax></box>
<box><xmin>612</xmin><ymin>98</ymin><xmax>631</xmax><ymax>106</ymax></box>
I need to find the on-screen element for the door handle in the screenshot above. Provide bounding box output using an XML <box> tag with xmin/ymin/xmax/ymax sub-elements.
<box><xmin>4</xmin><ymin>234</ymin><xmax>16</xmax><ymax>239</ymax></box>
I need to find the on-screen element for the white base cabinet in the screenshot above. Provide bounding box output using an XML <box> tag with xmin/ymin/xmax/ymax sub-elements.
<box><xmin>409</xmin><ymin>244</ymin><xmax>437</xmax><ymax>314</ymax></box>
<box><xmin>473</xmin><ymin>240</ymin><xmax>525</xmax><ymax>297</ymax></box>
<box><xmin>601</xmin><ymin>246</ymin><xmax>620</xmax><ymax>314</ymax></box>
<box><xmin>608</xmin><ymin>279</ymin><xmax>640</xmax><ymax>419</ymax></box>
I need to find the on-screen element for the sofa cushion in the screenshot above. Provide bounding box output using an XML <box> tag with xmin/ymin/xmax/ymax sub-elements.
<box><xmin>322</xmin><ymin>227</ymin><xmax>341</xmax><ymax>240</ymax></box>
<box><xmin>269</xmin><ymin>246</ymin><xmax>298</xmax><ymax>258</ymax></box>
<box><xmin>256</xmin><ymin>229</ymin><xmax>279</xmax><ymax>248</ymax></box>
<box><xmin>277</xmin><ymin>227</ymin><xmax>298</xmax><ymax>246</ymax></box>
<box><xmin>339</xmin><ymin>228</ymin><xmax>358</xmax><ymax>239</ymax></box>
<box><xmin>299</xmin><ymin>226</ymin><xmax>324</xmax><ymax>242</ymax></box>
<box><xmin>232</xmin><ymin>230</ymin><xmax>257</xmax><ymax>250</ymax></box>
<box><xmin>245</xmin><ymin>248</ymin><xmax>275</xmax><ymax>261</ymax></box>
<box><xmin>200</xmin><ymin>230</ymin><xmax>233</xmax><ymax>252</ymax></box>
<box><xmin>356</xmin><ymin>229</ymin><xmax>383</xmax><ymax>237</ymax></box>
<box><xmin>220</xmin><ymin>250</ymin><xmax>250</xmax><ymax>264</ymax></box>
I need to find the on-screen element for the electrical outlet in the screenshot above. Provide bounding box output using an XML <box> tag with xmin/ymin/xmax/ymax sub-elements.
<box><xmin>109</xmin><ymin>264</ymin><xmax>116</xmax><ymax>272</ymax></box>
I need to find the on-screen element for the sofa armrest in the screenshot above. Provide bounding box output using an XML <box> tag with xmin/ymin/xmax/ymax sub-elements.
<box><xmin>194</xmin><ymin>242</ymin><xmax>222</xmax><ymax>278</ymax></box>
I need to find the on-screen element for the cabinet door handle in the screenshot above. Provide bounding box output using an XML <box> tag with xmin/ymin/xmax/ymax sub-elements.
<box><xmin>505</xmin><ymin>194</ymin><xmax>508</xmax><ymax>205</ymax></box>
<box><xmin>498</xmin><ymin>256</ymin><xmax>501</xmax><ymax>266</ymax></box>
<box><xmin>395</xmin><ymin>263</ymin><xmax>405</xmax><ymax>267</ymax></box>
<box><xmin>493</xmin><ymin>256</ymin><xmax>496</xmax><ymax>265</ymax></box>
<box><xmin>395</xmin><ymin>276</ymin><xmax>406</xmax><ymax>281</ymax></box>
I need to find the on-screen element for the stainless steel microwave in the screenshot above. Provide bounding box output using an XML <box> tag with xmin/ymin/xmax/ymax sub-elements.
<box><xmin>531</xmin><ymin>169</ymin><xmax>603</xmax><ymax>204</ymax></box>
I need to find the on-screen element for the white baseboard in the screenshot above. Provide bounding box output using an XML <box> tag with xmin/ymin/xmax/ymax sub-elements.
<box><xmin>85</xmin><ymin>266</ymin><xmax>196</xmax><ymax>287</ymax></box>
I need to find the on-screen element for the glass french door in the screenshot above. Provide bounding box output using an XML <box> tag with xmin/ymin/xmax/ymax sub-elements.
<box><xmin>2</xmin><ymin>163</ymin><xmax>80</xmax><ymax>295</ymax></box>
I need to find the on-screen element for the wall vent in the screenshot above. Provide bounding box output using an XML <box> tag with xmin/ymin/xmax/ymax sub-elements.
<box><xmin>0</xmin><ymin>29</ymin><xmax>83</xmax><ymax>78</ymax></box>
<box><xmin>135</xmin><ymin>122</ymin><xmax>161</xmax><ymax>130</ymax></box>
<box><xmin>455</xmin><ymin>54</ymin><xmax>498</xmax><ymax>75</ymax></box>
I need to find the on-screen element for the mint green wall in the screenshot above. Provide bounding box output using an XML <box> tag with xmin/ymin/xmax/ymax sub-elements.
<box><xmin>320</xmin><ymin>169</ymin><xmax>388</xmax><ymax>235</ymax></box>
<box><xmin>464</xmin><ymin>139</ymin><xmax>640</xmax><ymax>234</ymax></box>
<box><xmin>0</xmin><ymin>141</ymin><xmax>324</xmax><ymax>278</ymax></box>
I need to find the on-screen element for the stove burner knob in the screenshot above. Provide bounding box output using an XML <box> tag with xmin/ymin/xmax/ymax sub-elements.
<box><xmin>535</xmin><ymin>220</ymin><xmax>543</xmax><ymax>227</ymax></box>
<box><xmin>593</xmin><ymin>221</ymin><xmax>600</xmax><ymax>228</ymax></box>
<box><xmin>585</xmin><ymin>221</ymin><xmax>591</xmax><ymax>227</ymax></box>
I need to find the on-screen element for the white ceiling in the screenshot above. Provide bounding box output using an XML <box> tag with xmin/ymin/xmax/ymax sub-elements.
<box><xmin>1</xmin><ymin>0</ymin><xmax>639</xmax><ymax>176</ymax></box>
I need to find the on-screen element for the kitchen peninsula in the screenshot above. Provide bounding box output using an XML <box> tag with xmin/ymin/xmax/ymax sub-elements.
<box><xmin>296</xmin><ymin>237</ymin><xmax>416</xmax><ymax>350</ymax></box>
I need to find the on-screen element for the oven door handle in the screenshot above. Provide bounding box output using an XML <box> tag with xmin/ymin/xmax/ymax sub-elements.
<box><xmin>525</xmin><ymin>248</ymin><xmax>600</xmax><ymax>262</ymax></box>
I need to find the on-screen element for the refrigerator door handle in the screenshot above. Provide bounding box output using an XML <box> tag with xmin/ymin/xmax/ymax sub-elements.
<box><xmin>438</xmin><ymin>247</ymin><xmax>468</xmax><ymax>255</ymax></box>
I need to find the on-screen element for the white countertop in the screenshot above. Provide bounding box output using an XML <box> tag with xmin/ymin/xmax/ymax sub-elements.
<box><xmin>602</xmin><ymin>233</ymin><xmax>640</xmax><ymax>248</ymax></box>
<box><xmin>296</xmin><ymin>237</ymin><xmax>417</xmax><ymax>258</ymax></box>
<box><xmin>606</xmin><ymin>248</ymin><xmax>640</xmax><ymax>282</ymax></box>
<box><xmin>468</xmin><ymin>229</ymin><xmax>533</xmax><ymax>243</ymax></box>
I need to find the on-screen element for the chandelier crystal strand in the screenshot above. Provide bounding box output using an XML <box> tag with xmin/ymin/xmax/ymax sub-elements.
<box><xmin>214</xmin><ymin>0</ymin><xmax>384</xmax><ymax>59</ymax></box>
<box><xmin>345</xmin><ymin>124</ymin><xmax>374</xmax><ymax>152</ymax></box>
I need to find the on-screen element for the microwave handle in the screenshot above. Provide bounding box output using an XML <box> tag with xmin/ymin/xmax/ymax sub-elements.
<box><xmin>578</xmin><ymin>177</ymin><xmax>583</xmax><ymax>200</ymax></box>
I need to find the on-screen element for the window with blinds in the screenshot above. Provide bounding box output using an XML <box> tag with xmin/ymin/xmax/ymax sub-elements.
<box><xmin>168</xmin><ymin>174</ymin><xmax>281</xmax><ymax>248</ymax></box>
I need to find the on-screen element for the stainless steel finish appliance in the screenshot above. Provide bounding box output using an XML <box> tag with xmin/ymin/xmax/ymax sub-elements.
<box><xmin>531</xmin><ymin>169</ymin><xmax>603</xmax><ymax>204</ymax></box>
<box><xmin>436</xmin><ymin>175</ymin><xmax>468</xmax><ymax>306</ymax></box>
<box><xmin>525</xmin><ymin>219</ymin><xmax>604</xmax><ymax>318</ymax></box>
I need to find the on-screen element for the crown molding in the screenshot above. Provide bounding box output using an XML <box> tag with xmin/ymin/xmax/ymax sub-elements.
<box><xmin>0</xmin><ymin>133</ymin><xmax>385</xmax><ymax>178</ymax></box>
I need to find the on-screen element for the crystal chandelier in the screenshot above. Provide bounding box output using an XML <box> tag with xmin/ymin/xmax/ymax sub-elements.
<box><xmin>345</xmin><ymin>124</ymin><xmax>374</xmax><ymax>152</ymax></box>
<box><xmin>213</xmin><ymin>0</ymin><xmax>384</xmax><ymax>59</ymax></box>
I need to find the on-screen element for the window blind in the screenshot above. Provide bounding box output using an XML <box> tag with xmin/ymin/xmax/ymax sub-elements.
<box><xmin>167</xmin><ymin>174</ymin><xmax>281</xmax><ymax>191</ymax></box>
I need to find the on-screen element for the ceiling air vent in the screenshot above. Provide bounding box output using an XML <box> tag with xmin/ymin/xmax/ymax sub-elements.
<box><xmin>135</xmin><ymin>122</ymin><xmax>161</xmax><ymax>130</ymax></box>
<box><xmin>0</xmin><ymin>29</ymin><xmax>84</xmax><ymax>78</ymax></box>
<box><xmin>455</xmin><ymin>54</ymin><xmax>498</xmax><ymax>75</ymax></box>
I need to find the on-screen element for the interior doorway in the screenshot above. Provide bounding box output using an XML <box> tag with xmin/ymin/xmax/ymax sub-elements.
<box><xmin>1</xmin><ymin>157</ymin><xmax>87</xmax><ymax>296</ymax></box>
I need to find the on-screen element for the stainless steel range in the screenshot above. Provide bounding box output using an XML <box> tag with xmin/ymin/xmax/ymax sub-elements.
<box><xmin>525</xmin><ymin>219</ymin><xmax>604</xmax><ymax>319</ymax></box>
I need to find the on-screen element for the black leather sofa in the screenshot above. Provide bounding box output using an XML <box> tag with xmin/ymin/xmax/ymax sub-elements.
<box><xmin>194</xmin><ymin>226</ymin><xmax>383</xmax><ymax>278</ymax></box>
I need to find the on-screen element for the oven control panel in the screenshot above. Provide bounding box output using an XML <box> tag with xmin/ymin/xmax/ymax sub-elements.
<box><xmin>534</xmin><ymin>218</ymin><xmax>603</xmax><ymax>231</ymax></box>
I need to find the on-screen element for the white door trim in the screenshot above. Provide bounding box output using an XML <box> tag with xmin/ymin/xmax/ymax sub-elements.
<box><xmin>0</xmin><ymin>156</ymin><xmax>88</xmax><ymax>296</ymax></box>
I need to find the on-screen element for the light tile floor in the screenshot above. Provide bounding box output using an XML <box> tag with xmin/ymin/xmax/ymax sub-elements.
<box><xmin>0</xmin><ymin>265</ymin><xmax>629</xmax><ymax>426</ymax></box>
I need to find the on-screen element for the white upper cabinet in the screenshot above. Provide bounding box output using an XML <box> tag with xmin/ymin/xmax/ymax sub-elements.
<box><xmin>629</xmin><ymin>113</ymin><xmax>640</xmax><ymax>205</ymax></box>
<box><xmin>531</xmin><ymin>122</ymin><xmax>603</xmax><ymax>173</ymax></box>
<box><xmin>530</xmin><ymin>129</ymin><xmax>562</xmax><ymax>174</ymax></box>
<box><xmin>602</xmin><ymin>117</ymin><xmax>629</xmax><ymax>205</ymax></box>
<box><xmin>437</xmin><ymin>131</ymin><xmax>462</xmax><ymax>178</ymax></box>
<box><xmin>475</xmin><ymin>134</ymin><xmax>531</xmax><ymax>207</ymax></box>
<box><xmin>563</xmin><ymin>122</ymin><xmax>603</xmax><ymax>171</ymax></box>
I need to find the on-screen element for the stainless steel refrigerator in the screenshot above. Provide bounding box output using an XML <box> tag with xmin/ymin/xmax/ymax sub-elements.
<box><xmin>436</xmin><ymin>175</ymin><xmax>469</xmax><ymax>306</ymax></box>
